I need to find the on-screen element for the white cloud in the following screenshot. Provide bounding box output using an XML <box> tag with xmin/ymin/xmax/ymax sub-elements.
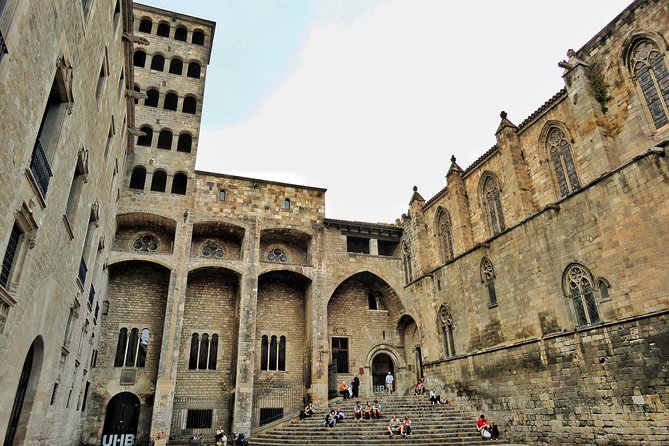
<box><xmin>196</xmin><ymin>0</ymin><xmax>632</xmax><ymax>222</ymax></box>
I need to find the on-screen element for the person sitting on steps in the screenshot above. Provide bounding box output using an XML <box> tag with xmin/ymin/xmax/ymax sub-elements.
<box><xmin>334</xmin><ymin>407</ymin><xmax>345</xmax><ymax>422</ymax></box>
<box><xmin>324</xmin><ymin>409</ymin><xmax>336</xmax><ymax>428</ymax></box>
<box><xmin>353</xmin><ymin>401</ymin><xmax>363</xmax><ymax>420</ymax></box>
<box><xmin>476</xmin><ymin>414</ymin><xmax>489</xmax><ymax>434</ymax></box>
<box><xmin>371</xmin><ymin>399</ymin><xmax>382</xmax><ymax>419</ymax></box>
<box><xmin>364</xmin><ymin>401</ymin><xmax>373</xmax><ymax>420</ymax></box>
<box><xmin>299</xmin><ymin>402</ymin><xmax>315</xmax><ymax>420</ymax></box>
<box><xmin>387</xmin><ymin>415</ymin><xmax>401</xmax><ymax>436</ymax></box>
<box><xmin>429</xmin><ymin>389</ymin><xmax>444</xmax><ymax>404</ymax></box>
<box><xmin>414</xmin><ymin>378</ymin><xmax>425</xmax><ymax>396</ymax></box>
<box><xmin>339</xmin><ymin>381</ymin><xmax>350</xmax><ymax>399</ymax></box>
<box><xmin>401</xmin><ymin>415</ymin><xmax>412</xmax><ymax>436</ymax></box>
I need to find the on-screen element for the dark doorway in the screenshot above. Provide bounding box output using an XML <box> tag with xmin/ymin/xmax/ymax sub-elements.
<box><xmin>102</xmin><ymin>392</ymin><xmax>141</xmax><ymax>446</ymax></box>
<box><xmin>371</xmin><ymin>353</ymin><xmax>395</xmax><ymax>393</ymax></box>
<box><xmin>4</xmin><ymin>337</ymin><xmax>44</xmax><ymax>446</ymax></box>
<box><xmin>415</xmin><ymin>346</ymin><xmax>424</xmax><ymax>381</ymax></box>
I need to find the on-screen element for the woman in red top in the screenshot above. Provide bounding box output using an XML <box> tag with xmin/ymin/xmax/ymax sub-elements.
<box><xmin>476</xmin><ymin>414</ymin><xmax>488</xmax><ymax>431</ymax></box>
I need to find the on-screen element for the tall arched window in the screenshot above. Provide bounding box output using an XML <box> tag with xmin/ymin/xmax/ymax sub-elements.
<box><xmin>260</xmin><ymin>335</ymin><xmax>269</xmax><ymax>371</ymax></box>
<box><xmin>114</xmin><ymin>327</ymin><xmax>148</xmax><ymax>368</ymax></box>
<box><xmin>171</xmin><ymin>173</ymin><xmax>188</xmax><ymax>195</ymax></box>
<box><xmin>169</xmin><ymin>58</ymin><xmax>183</xmax><ymax>75</ymax></box>
<box><xmin>437</xmin><ymin>208</ymin><xmax>454</xmax><ymax>262</ymax></box>
<box><xmin>157</xmin><ymin>129</ymin><xmax>172</xmax><ymax>150</ymax></box>
<box><xmin>177</xmin><ymin>133</ymin><xmax>192</xmax><ymax>152</ymax></box>
<box><xmin>189</xmin><ymin>333</ymin><xmax>199</xmax><ymax>370</ymax></box>
<box><xmin>136</xmin><ymin>125</ymin><xmax>153</xmax><ymax>146</ymax></box>
<box><xmin>189</xmin><ymin>332</ymin><xmax>218</xmax><ymax>370</ymax></box>
<box><xmin>547</xmin><ymin>127</ymin><xmax>580</xmax><ymax>197</ymax></box>
<box><xmin>563</xmin><ymin>264</ymin><xmax>601</xmax><ymax>327</ymax></box>
<box><xmin>260</xmin><ymin>334</ymin><xmax>286</xmax><ymax>371</ymax></box>
<box><xmin>150</xmin><ymin>54</ymin><xmax>165</xmax><ymax>72</ymax></box>
<box><xmin>137</xmin><ymin>329</ymin><xmax>150</xmax><ymax>367</ymax></box>
<box><xmin>209</xmin><ymin>334</ymin><xmax>218</xmax><ymax>370</ymax></box>
<box><xmin>138</xmin><ymin>18</ymin><xmax>152</xmax><ymax>34</ymax></box>
<box><xmin>145</xmin><ymin>89</ymin><xmax>159</xmax><ymax>107</ymax></box>
<box><xmin>192</xmin><ymin>30</ymin><xmax>205</xmax><ymax>45</ymax></box>
<box><xmin>175</xmin><ymin>27</ymin><xmax>188</xmax><ymax>42</ymax></box>
<box><xmin>402</xmin><ymin>243</ymin><xmax>412</xmax><ymax>284</ymax></box>
<box><xmin>198</xmin><ymin>333</ymin><xmax>209</xmax><ymax>370</ymax></box>
<box><xmin>439</xmin><ymin>305</ymin><xmax>455</xmax><ymax>357</ymax></box>
<box><xmin>156</xmin><ymin>22</ymin><xmax>170</xmax><ymax>38</ymax></box>
<box><xmin>164</xmin><ymin>92</ymin><xmax>178</xmax><ymax>111</ymax></box>
<box><xmin>482</xmin><ymin>174</ymin><xmax>505</xmax><ymax>236</ymax></box>
<box><xmin>114</xmin><ymin>328</ymin><xmax>128</xmax><ymax>367</ymax></box>
<box><xmin>629</xmin><ymin>39</ymin><xmax>669</xmax><ymax>129</ymax></box>
<box><xmin>129</xmin><ymin>166</ymin><xmax>146</xmax><ymax>190</ymax></box>
<box><xmin>480</xmin><ymin>257</ymin><xmax>497</xmax><ymax>307</ymax></box>
<box><xmin>133</xmin><ymin>50</ymin><xmax>146</xmax><ymax>68</ymax></box>
<box><xmin>150</xmin><ymin>170</ymin><xmax>167</xmax><ymax>192</ymax></box>
<box><xmin>183</xmin><ymin>96</ymin><xmax>197</xmax><ymax>114</ymax></box>
<box><xmin>187</xmin><ymin>62</ymin><xmax>201</xmax><ymax>79</ymax></box>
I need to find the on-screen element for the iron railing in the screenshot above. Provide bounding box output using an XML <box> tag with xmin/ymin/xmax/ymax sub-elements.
<box><xmin>252</xmin><ymin>384</ymin><xmax>308</xmax><ymax>429</ymax></box>
<box><xmin>78</xmin><ymin>258</ymin><xmax>88</xmax><ymax>286</ymax></box>
<box><xmin>0</xmin><ymin>29</ymin><xmax>7</xmax><ymax>63</ymax></box>
<box><xmin>170</xmin><ymin>396</ymin><xmax>234</xmax><ymax>442</ymax></box>
<box><xmin>30</xmin><ymin>138</ymin><xmax>52</xmax><ymax>197</ymax></box>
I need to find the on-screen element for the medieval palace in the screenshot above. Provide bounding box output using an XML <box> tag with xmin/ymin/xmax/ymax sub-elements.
<box><xmin>0</xmin><ymin>0</ymin><xmax>667</xmax><ymax>445</ymax></box>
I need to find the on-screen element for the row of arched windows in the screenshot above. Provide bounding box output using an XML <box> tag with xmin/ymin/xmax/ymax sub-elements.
<box><xmin>133</xmin><ymin>51</ymin><xmax>202</xmax><ymax>79</ymax></box>
<box><xmin>260</xmin><ymin>335</ymin><xmax>286</xmax><ymax>371</ymax></box>
<box><xmin>438</xmin><ymin>262</ymin><xmax>609</xmax><ymax>358</ymax></box>
<box><xmin>189</xmin><ymin>333</ymin><xmax>218</xmax><ymax>370</ymax></box>
<box><xmin>137</xmin><ymin>18</ymin><xmax>205</xmax><ymax>46</ymax></box>
<box><xmin>129</xmin><ymin>166</ymin><xmax>188</xmax><ymax>195</ymax></box>
<box><xmin>137</xmin><ymin>125</ymin><xmax>193</xmax><ymax>152</ymax></box>
<box><xmin>134</xmin><ymin>85</ymin><xmax>198</xmax><ymax>114</ymax></box>
<box><xmin>114</xmin><ymin>328</ymin><xmax>150</xmax><ymax>367</ymax></box>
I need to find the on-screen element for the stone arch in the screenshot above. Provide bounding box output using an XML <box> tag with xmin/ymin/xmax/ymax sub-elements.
<box><xmin>115</xmin><ymin>212</ymin><xmax>177</xmax><ymax>255</ymax></box>
<box><xmin>4</xmin><ymin>336</ymin><xmax>44</xmax><ymax>445</ymax></box>
<box><xmin>396</xmin><ymin>314</ymin><xmax>423</xmax><ymax>381</ymax></box>
<box><xmin>621</xmin><ymin>31</ymin><xmax>669</xmax><ymax>72</ymax></box>
<box><xmin>326</xmin><ymin>270</ymin><xmax>403</xmax><ymax>314</ymax></box>
<box><xmin>107</xmin><ymin>255</ymin><xmax>174</xmax><ymax>271</ymax></box>
<box><xmin>102</xmin><ymin>392</ymin><xmax>141</xmax><ymax>446</ymax></box>
<box><xmin>192</xmin><ymin>220</ymin><xmax>245</xmax><ymax>261</ymax></box>
<box><xmin>478</xmin><ymin>171</ymin><xmax>506</xmax><ymax>236</ymax></box>
<box><xmin>260</xmin><ymin>227</ymin><xmax>313</xmax><ymax>266</ymax></box>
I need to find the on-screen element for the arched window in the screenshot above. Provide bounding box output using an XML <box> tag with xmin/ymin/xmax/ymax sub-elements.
<box><xmin>171</xmin><ymin>173</ymin><xmax>188</xmax><ymax>195</ymax></box>
<box><xmin>187</xmin><ymin>62</ymin><xmax>201</xmax><ymax>79</ymax></box>
<box><xmin>138</xmin><ymin>18</ymin><xmax>152</xmax><ymax>34</ymax></box>
<box><xmin>150</xmin><ymin>54</ymin><xmax>165</xmax><ymax>72</ymax></box>
<box><xmin>156</xmin><ymin>22</ymin><xmax>170</xmax><ymax>38</ymax></box>
<box><xmin>283</xmin><ymin>198</ymin><xmax>290</xmax><ymax>209</ymax></box>
<box><xmin>183</xmin><ymin>96</ymin><xmax>197</xmax><ymax>114</ymax></box>
<box><xmin>164</xmin><ymin>92</ymin><xmax>178</xmax><ymax>111</ymax></box>
<box><xmin>177</xmin><ymin>133</ymin><xmax>192</xmax><ymax>152</ymax></box>
<box><xmin>189</xmin><ymin>332</ymin><xmax>218</xmax><ymax>370</ymax></box>
<box><xmin>129</xmin><ymin>166</ymin><xmax>146</xmax><ymax>190</ymax></box>
<box><xmin>157</xmin><ymin>129</ymin><xmax>172</xmax><ymax>150</ymax></box>
<box><xmin>563</xmin><ymin>264</ymin><xmax>601</xmax><ymax>327</ymax></box>
<box><xmin>132</xmin><ymin>234</ymin><xmax>158</xmax><ymax>252</ymax></box>
<box><xmin>480</xmin><ymin>257</ymin><xmax>497</xmax><ymax>307</ymax></box>
<box><xmin>133</xmin><ymin>84</ymin><xmax>141</xmax><ymax>104</ymax></box>
<box><xmin>547</xmin><ymin>127</ymin><xmax>580</xmax><ymax>197</ymax></box>
<box><xmin>136</xmin><ymin>329</ymin><xmax>149</xmax><ymax>367</ymax></box>
<box><xmin>482</xmin><ymin>174</ymin><xmax>505</xmax><ymax>236</ymax></box>
<box><xmin>125</xmin><ymin>328</ymin><xmax>138</xmax><ymax>366</ymax></box>
<box><xmin>402</xmin><ymin>243</ymin><xmax>412</xmax><ymax>284</ymax></box>
<box><xmin>437</xmin><ymin>208</ymin><xmax>454</xmax><ymax>262</ymax></box>
<box><xmin>267</xmin><ymin>248</ymin><xmax>288</xmax><ymax>263</ymax></box>
<box><xmin>192</xmin><ymin>30</ymin><xmax>205</xmax><ymax>45</ymax></box>
<box><xmin>629</xmin><ymin>39</ymin><xmax>669</xmax><ymax>129</ymax></box>
<box><xmin>439</xmin><ymin>305</ymin><xmax>456</xmax><ymax>357</ymax></box>
<box><xmin>145</xmin><ymin>89</ymin><xmax>159</xmax><ymax>107</ymax></box>
<box><xmin>189</xmin><ymin>333</ymin><xmax>199</xmax><ymax>369</ymax></box>
<box><xmin>261</xmin><ymin>334</ymin><xmax>286</xmax><ymax>371</ymax></box>
<box><xmin>150</xmin><ymin>170</ymin><xmax>167</xmax><ymax>192</ymax></box>
<box><xmin>137</xmin><ymin>125</ymin><xmax>153</xmax><ymax>146</ymax></box>
<box><xmin>175</xmin><ymin>27</ymin><xmax>188</xmax><ymax>42</ymax></box>
<box><xmin>597</xmin><ymin>278</ymin><xmax>611</xmax><ymax>301</ymax></box>
<box><xmin>114</xmin><ymin>328</ymin><xmax>128</xmax><ymax>367</ymax></box>
<box><xmin>201</xmin><ymin>240</ymin><xmax>224</xmax><ymax>258</ymax></box>
<box><xmin>218</xmin><ymin>189</ymin><xmax>225</xmax><ymax>202</ymax></box>
<box><xmin>133</xmin><ymin>50</ymin><xmax>146</xmax><ymax>68</ymax></box>
<box><xmin>169</xmin><ymin>58</ymin><xmax>183</xmax><ymax>75</ymax></box>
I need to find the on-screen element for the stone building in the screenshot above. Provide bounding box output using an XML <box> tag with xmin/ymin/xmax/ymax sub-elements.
<box><xmin>0</xmin><ymin>0</ymin><xmax>668</xmax><ymax>445</ymax></box>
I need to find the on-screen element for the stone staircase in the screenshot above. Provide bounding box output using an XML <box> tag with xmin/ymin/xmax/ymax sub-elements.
<box><xmin>248</xmin><ymin>394</ymin><xmax>508</xmax><ymax>445</ymax></box>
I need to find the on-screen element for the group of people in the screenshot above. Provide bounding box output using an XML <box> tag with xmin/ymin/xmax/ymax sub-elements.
<box><xmin>414</xmin><ymin>378</ymin><xmax>446</xmax><ymax>405</ymax></box>
<box><xmin>476</xmin><ymin>414</ymin><xmax>500</xmax><ymax>441</ymax></box>
<box><xmin>339</xmin><ymin>374</ymin><xmax>361</xmax><ymax>399</ymax></box>
<box><xmin>353</xmin><ymin>400</ymin><xmax>383</xmax><ymax>420</ymax></box>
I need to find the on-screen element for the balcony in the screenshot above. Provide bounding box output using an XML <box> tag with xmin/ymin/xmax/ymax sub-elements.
<box><xmin>30</xmin><ymin>138</ymin><xmax>52</xmax><ymax>197</ymax></box>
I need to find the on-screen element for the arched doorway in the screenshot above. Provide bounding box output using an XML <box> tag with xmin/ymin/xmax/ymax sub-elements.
<box><xmin>4</xmin><ymin>337</ymin><xmax>44</xmax><ymax>445</ymax></box>
<box><xmin>371</xmin><ymin>353</ymin><xmax>395</xmax><ymax>393</ymax></box>
<box><xmin>102</xmin><ymin>392</ymin><xmax>141</xmax><ymax>446</ymax></box>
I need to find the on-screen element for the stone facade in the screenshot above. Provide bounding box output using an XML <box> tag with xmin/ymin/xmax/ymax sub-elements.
<box><xmin>0</xmin><ymin>0</ymin><xmax>668</xmax><ymax>445</ymax></box>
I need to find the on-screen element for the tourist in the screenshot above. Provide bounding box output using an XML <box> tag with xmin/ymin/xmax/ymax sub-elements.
<box><xmin>300</xmin><ymin>402</ymin><xmax>315</xmax><ymax>420</ymax></box>
<box><xmin>371</xmin><ymin>399</ymin><xmax>382</xmax><ymax>419</ymax></box>
<box><xmin>364</xmin><ymin>401</ymin><xmax>373</xmax><ymax>420</ymax></box>
<box><xmin>476</xmin><ymin>414</ymin><xmax>489</xmax><ymax>433</ymax></box>
<box><xmin>387</xmin><ymin>415</ymin><xmax>401</xmax><ymax>436</ymax></box>
<box><xmin>339</xmin><ymin>381</ymin><xmax>350</xmax><ymax>399</ymax></box>
<box><xmin>334</xmin><ymin>407</ymin><xmax>345</xmax><ymax>422</ymax></box>
<box><xmin>481</xmin><ymin>425</ymin><xmax>492</xmax><ymax>440</ymax></box>
<box><xmin>353</xmin><ymin>401</ymin><xmax>363</xmax><ymax>420</ymax></box>
<box><xmin>401</xmin><ymin>415</ymin><xmax>412</xmax><ymax>436</ymax></box>
<box><xmin>490</xmin><ymin>422</ymin><xmax>500</xmax><ymax>440</ymax></box>
<box><xmin>215</xmin><ymin>426</ymin><xmax>227</xmax><ymax>446</ymax></box>
<box><xmin>385</xmin><ymin>371</ymin><xmax>394</xmax><ymax>394</ymax></box>
<box><xmin>324</xmin><ymin>409</ymin><xmax>336</xmax><ymax>428</ymax></box>
<box><xmin>429</xmin><ymin>389</ymin><xmax>442</xmax><ymax>404</ymax></box>
<box><xmin>351</xmin><ymin>374</ymin><xmax>360</xmax><ymax>398</ymax></box>
<box><xmin>414</xmin><ymin>378</ymin><xmax>425</xmax><ymax>395</ymax></box>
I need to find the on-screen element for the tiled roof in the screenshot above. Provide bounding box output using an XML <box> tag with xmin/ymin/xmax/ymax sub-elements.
<box><xmin>517</xmin><ymin>88</ymin><xmax>568</xmax><ymax>131</ymax></box>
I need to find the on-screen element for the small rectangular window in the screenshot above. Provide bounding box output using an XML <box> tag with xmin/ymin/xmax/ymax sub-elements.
<box><xmin>332</xmin><ymin>337</ymin><xmax>349</xmax><ymax>373</ymax></box>
<box><xmin>81</xmin><ymin>381</ymin><xmax>90</xmax><ymax>411</ymax></box>
<box><xmin>186</xmin><ymin>409</ymin><xmax>213</xmax><ymax>429</ymax></box>
<box><xmin>368</xmin><ymin>293</ymin><xmax>377</xmax><ymax>310</ymax></box>
<box><xmin>219</xmin><ymin>190</ymin><xmax>225</xmax><ymax>202</ymax></box>
<box><xmin>347</xmin><ymin>236</ymin><xmax>370</xmax><ymax>254</ymax></box>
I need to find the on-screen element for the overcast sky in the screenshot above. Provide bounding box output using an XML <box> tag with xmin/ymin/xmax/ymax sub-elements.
<box><xmin>144</xmin><ymin>0</ymin><xmax>633</xmax><ymax>223</ymax></box>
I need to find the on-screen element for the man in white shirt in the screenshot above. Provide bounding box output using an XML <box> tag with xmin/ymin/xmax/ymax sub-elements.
<box><xmin>385</xmin><ymin>371</ymin><xmax>394</xmax><ymax>394</ymax></box>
